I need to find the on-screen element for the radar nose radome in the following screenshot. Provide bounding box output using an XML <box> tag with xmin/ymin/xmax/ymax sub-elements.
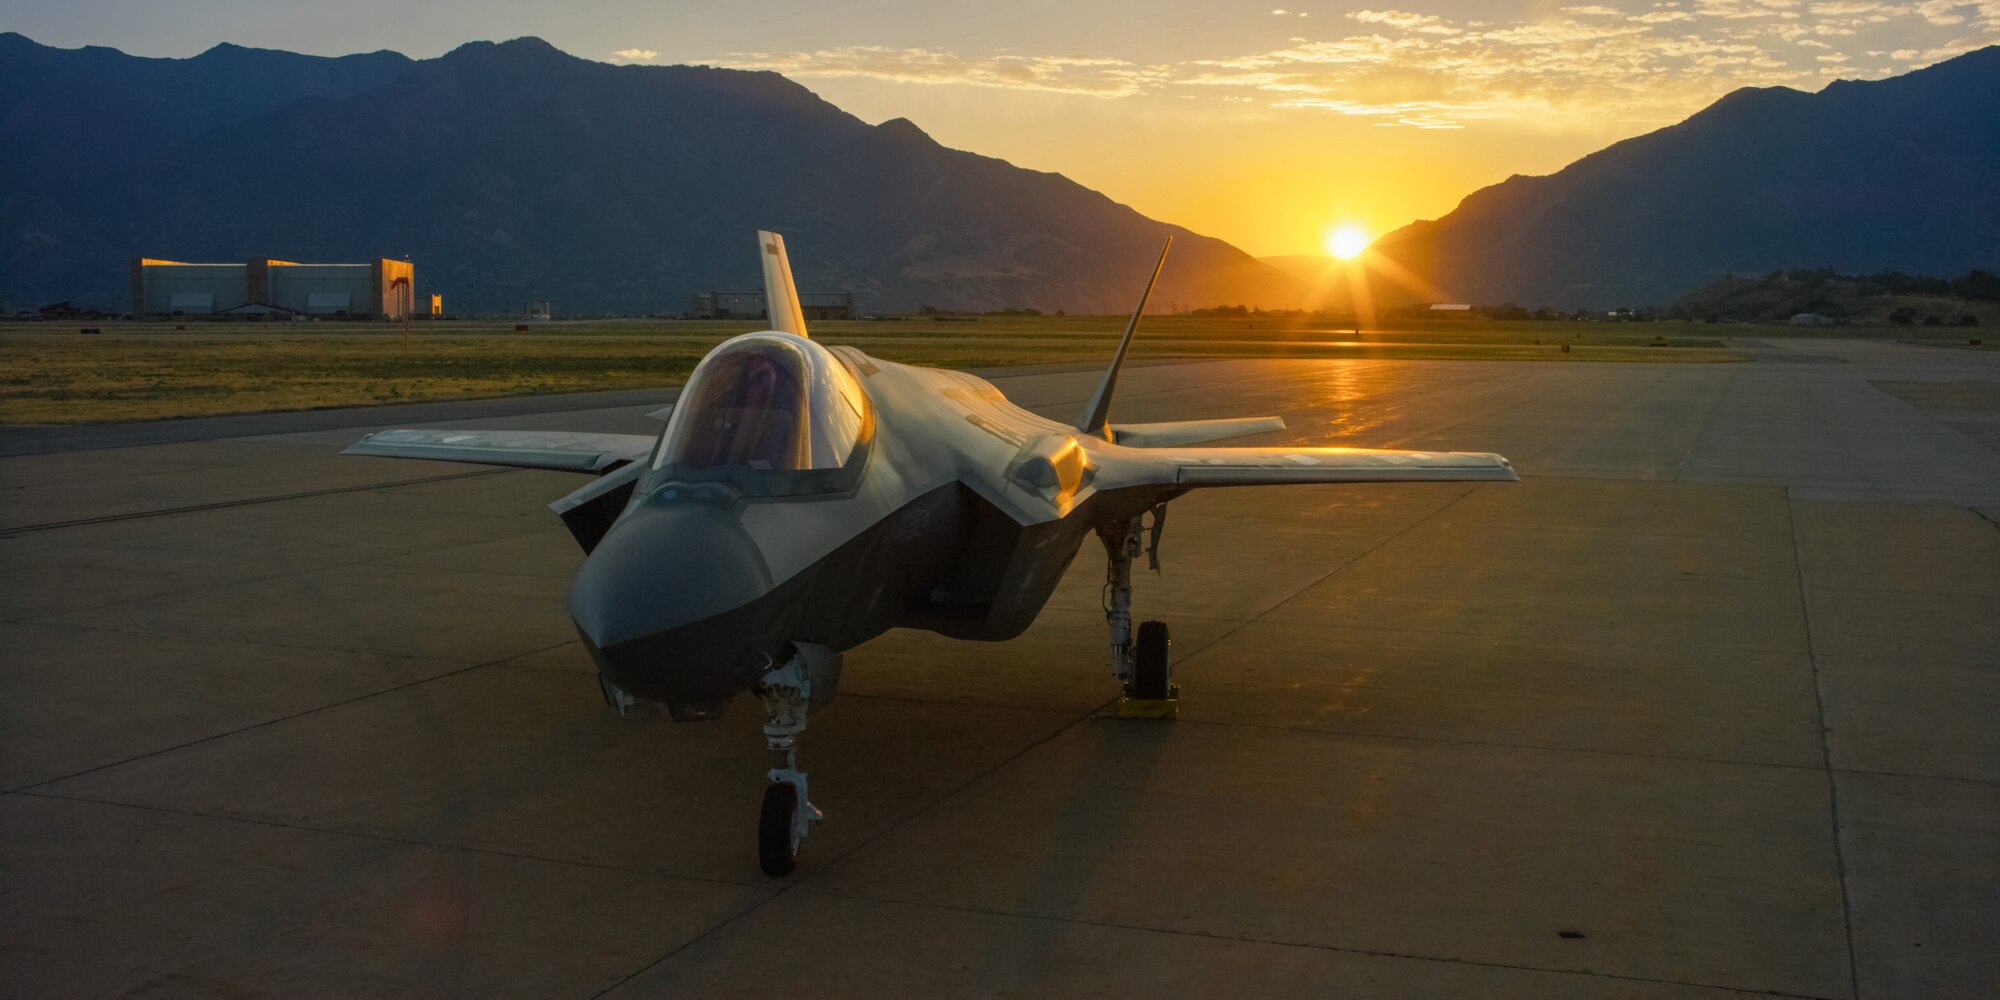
<box><xmin>567</xmin><ymin>500</ymin><xmax>779</xmax><ymax>705</ymax></box>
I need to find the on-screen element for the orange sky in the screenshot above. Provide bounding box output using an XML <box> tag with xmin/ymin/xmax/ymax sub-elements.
<box><xmin>13</xmin><ymin>0</ymin><xmax>1995</xmax><ymax>257</ymax></box>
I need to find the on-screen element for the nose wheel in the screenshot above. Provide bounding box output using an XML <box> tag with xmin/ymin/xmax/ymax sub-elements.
<box><xmin>759</xmin><ymin>782</ymin><xmax>797</xmax><ymax>875</ymax></box>
<box><xmin>755</xmin><ymin>649</ymin><xmax>825</xmax><ymax>876</ymax></box>
<box><xmin>759</xmin><ymin>762</ymin><xmax>820</xmax><ymax>876</ymax></box>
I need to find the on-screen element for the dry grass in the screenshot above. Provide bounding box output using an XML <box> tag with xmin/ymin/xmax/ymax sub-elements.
<box><xmin>1</xmin><ymin>315</ymin><xmax>1760</xmax><ymax>425</ymax></box>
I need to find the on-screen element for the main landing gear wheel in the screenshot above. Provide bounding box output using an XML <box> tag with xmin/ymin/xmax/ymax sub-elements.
<box><xmin>1131</xmin><ymin>619</ymin><xmax>1172</xmax><ymax>700</ymax></box>
<box><xmin>759</xmin><ymin>781</ymin><xmax>801</xmax><ymax>876</ymax></box>
<box><xmin>1103</xmin><ymin>513</ymin><xmax>1181</xmax><ymax>719</ymax></box>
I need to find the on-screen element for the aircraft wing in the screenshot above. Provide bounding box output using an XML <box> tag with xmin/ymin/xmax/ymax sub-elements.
<box><xmin>1115</xmin><ymin>445</ymin><xmax>1518</xmax><ymax>488</ymax></box>
<box><xmin>344</xmin><ymin>428</ymin><xmax>657</xmax><ymax>473</ymax></box>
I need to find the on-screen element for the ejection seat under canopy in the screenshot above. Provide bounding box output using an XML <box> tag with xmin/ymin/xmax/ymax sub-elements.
<box><xmin>654</xmin><ymin>333</ymin><xmax>868</xmax><ymax>476</ymax></box>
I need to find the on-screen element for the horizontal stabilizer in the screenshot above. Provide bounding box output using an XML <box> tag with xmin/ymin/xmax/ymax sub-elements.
<box><xmin>344</xmin><ymin>428</ymin><xmax>657</xmax><ymax>473</ymax></box>
<box><xmin>1110</xmin><ymin>416</ymin><xmax>1286</xmax><ymax>448</ymax></box>
<box><xmin>1162</xmin><ymin>446</ymin><xmax>1518</xmax><ymax>487</ymax></box>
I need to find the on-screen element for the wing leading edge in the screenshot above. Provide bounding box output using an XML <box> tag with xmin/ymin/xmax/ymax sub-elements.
<box><xmin>344</xmin><ymin>428</ymin><xmax>658</xmax><ymax>473</ymax></box>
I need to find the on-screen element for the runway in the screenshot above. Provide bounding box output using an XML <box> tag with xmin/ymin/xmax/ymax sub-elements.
<box><xmin>4</xmin><ymin>339</ymin><xmax>1997</xmax><ymax>998</ymax></box>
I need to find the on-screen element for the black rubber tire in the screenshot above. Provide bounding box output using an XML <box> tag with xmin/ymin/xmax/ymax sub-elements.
<box><xmin>1131</xmin><ymin>619</ymin><xmax>1172</xmax><ymax>700</ymax></box>
<box><xmin>758</xmin><ymin>781</ymin><xmax>799</xmax><ymax>877</ymax></box>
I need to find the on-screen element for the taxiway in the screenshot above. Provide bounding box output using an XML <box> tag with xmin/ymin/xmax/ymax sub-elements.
<box><xmin>3</xmin><ymin>340</ymin><xmax>1996</xmax><ymax>998</ymax></box>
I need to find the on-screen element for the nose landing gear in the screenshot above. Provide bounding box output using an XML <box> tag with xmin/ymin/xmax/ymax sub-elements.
<box><xmin>753</xmin><ymin>644</ymin><xmax>839</xmax><ymax>876</ymax></box>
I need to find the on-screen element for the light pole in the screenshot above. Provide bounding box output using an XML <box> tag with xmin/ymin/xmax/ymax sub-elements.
<box><xmin>390</xmin><ymin>275</ymin><xmax>412</xmax><ymax>351</ymax></box>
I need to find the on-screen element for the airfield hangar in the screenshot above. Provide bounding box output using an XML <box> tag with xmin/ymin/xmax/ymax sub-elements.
<box><xmin>131</xmin><ymin>257</ymin><xmax>416</xmax><ymax>320</ymax></box>
<box><xmin>691</xmin><ymin>290</ymin><xmax>853</xmax><ymax>321</ymax></box>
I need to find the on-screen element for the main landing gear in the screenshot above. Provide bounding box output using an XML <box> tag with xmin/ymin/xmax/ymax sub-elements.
<box><xmin>1100</xmin><ymin>507</ymin><xmax>1178</xmax><ymax>719</ymax></box>
<box><xmin>753</xmin><ymin>644</ymin><xmax>840</xmax><ymax>876</ymax></box>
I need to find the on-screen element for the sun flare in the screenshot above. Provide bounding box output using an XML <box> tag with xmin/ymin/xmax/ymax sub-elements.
<box><xmin>1326</xmin><ymin>225</ymin><xmax>1369</xmax><ymax>260</ymax></box>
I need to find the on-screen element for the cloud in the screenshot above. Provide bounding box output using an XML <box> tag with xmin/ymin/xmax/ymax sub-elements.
<box><xmin>1913</xmin><ymin>0</ymin><xmax>1965</xmax><ymax>24</ymax></box>
<box><xmin>703</xmin><ymin>2</ymin><xmax>1998</xmax><ymax>128</ymax></box>
<box><xmin>1349</xmin><ymin>8</ymin><xmax>1463</xmax><ymax>33</ymax></box>
<box><xmin>706</xmin><ymin>47</ymin><xmax>1168</xmax><ymax>98</ymax></box>
<box><xmin>610</xmin><ymin>48</ymin><xmax>657</xmax><ymax>62</ymax></box>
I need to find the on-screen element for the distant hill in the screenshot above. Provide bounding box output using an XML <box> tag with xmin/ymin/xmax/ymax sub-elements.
<box><xmin>1672</xmin><ymin>268</ymin><xmax>1999</xmax><ymax>325</ymax></box>
<box><xmin>1368</xmin><ymin>46</ymin><xmax>2000</xmax><ymax>310</ymax></box>
<box><xmin>0</xmin><ymin>33</ymin><xmax>1299</xmax><ymax>315</ymax></box>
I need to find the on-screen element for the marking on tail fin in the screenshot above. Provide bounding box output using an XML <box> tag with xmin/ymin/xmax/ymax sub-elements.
<box><xmin>1075</xmin><ymin>236</ymin><xmax>1173</xmax><ymax>438</ymax></box>
<box><xmin>757</xmin><ymin>229</ymin><xmax>809</xmax><ymax>338</ymax></box>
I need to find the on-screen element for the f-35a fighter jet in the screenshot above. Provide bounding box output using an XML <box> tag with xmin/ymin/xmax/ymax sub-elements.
<box><xmin>347</xmin><ymin>232</ymin><xmax>1517</xmax><ymax>875</ymax></box>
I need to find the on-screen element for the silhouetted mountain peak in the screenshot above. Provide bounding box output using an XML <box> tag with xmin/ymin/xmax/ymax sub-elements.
<box><xmin>876</xmin><ymin>117</ymin><xmax>937</xmax><ymax>145</ymax></box>
<box><xmin>442</xmin><ymin>36</ymin><xmax>572</xmax><ymax>66</ymax></box>
<box><xmin>1366</xmin><ymin>45</ymin><xmax>2000</xmax><ymax>308</ymax></box>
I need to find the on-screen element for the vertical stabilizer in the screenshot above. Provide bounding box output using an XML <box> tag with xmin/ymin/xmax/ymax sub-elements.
<box><xmin>757</xmin><ymin>230</ymin><xmax>809</xmax><ymax>338</ymax></box>
<box><xmin>1075</xmin><ymin>237</ymin><xmax>1172</xmax><ymax>438</ymax></box>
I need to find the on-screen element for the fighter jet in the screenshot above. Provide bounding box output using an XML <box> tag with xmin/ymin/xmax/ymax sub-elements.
<box><xmin>346</xmin><ymin>232</ymin><xmax>1518</xmax><ymax>875</ymax></box>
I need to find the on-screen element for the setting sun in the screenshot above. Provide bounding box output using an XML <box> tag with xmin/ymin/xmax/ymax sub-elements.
<box><xmin>1326</xmin><ymin>225</ymin><xmax>1369</xmax><ymax>259</ymax></box>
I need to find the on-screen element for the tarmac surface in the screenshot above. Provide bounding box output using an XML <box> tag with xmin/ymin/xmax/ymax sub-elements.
<box><xmin>3</xmin><ymin>338</ymin><xmax>1998</xmax><ymax>998</ymax></box>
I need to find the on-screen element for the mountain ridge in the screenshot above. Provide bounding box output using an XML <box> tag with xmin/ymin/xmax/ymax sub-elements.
<box><xmin>1367</xmin><ymin>46</ymin><xmax>2000</xmax><ymax>309</ymax></box>
<box><xmin>0</xmin><ymin>33</ymin><xmax>1300</xmax><ymax>314</ymax></box>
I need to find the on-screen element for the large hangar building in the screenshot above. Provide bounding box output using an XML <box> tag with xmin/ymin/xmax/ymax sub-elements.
<box><xmin>691</xmin><ymin>290</ymin><xmax>853</xmax><ymax>321</ymax></box>
<box><xmin>132</xmin><ymin>257</ymin><xmax>415</xmax><ymax>319</ymax></box>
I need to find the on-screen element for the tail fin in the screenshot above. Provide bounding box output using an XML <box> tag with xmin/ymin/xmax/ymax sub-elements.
<box><xmin>1075</xmin><ymin>236</ymin><xmax>1172</xmax><ymax>438</ymax></box>
<box><xmin>757</xmin><ymin>230</ymin><xmax>809</xmax><ymax>337</ymax></box>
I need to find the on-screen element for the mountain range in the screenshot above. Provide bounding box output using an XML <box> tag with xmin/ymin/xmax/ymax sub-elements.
<box><xmin>1367</xmin><ymin>46</ymin><xmax>2000</xmax><ymax>310</ymax></box>
<box><xmin>4</xmin><ymin>32</ymin><xmax>1996</xmax><ymax>314</ymax></box>
<box><xmin>0</xmin><ymin>32</ymin><xmax>1296</xmax><ymax>315</ymax></box>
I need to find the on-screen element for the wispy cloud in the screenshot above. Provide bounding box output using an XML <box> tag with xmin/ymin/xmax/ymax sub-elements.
<box><xmin>610</xmin><ymin>48</ymin><xmax>657</xmax><ymax>62</ymax></box>
<box><xmin>706</xmin><ymin>47</ymin><xmax>1167</xmax><ymax>97</ymax></box>
<box><xmin>699</xmin><ymin>1</ymin><xmax>1996</xmax><ymax>128</ymax></box>
<box><xmin>1350</xmin><ymin>9</ymin><xmax>1463</xmax><ymax>33</ymax></box>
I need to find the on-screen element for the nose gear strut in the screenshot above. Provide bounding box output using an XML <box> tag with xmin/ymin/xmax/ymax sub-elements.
<box><xmin>755</xmin><ymin>649</ymin><xmax>825</xmax><ymax>876</ymax></box>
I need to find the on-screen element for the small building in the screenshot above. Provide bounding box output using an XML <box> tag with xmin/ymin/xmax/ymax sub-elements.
<box><xmin>131</xmin><ymin>257</ymin><xmax>415</xmax><ymax>320</ymax></box>
<box><xmin>691</xmin><ymin>290</ymin><xmax>853</xmax><ymax>321</ymax></box>
<box><xmin>1788</xmin><ymin>312</ymin><xmax>1834</xmax><ymax>326</ymax></box>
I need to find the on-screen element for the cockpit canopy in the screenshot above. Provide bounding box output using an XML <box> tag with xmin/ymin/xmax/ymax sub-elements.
<box><xmin>654</xmin><ymin>333</ymin><xmax>868</xmax><ymax>475</ymax></box>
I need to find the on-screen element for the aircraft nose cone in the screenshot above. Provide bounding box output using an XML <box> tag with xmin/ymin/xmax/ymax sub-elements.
<box><xmin>568</xmin><ymin>499</ymin><xmax>774</xmax><ymax>655</ymax></box>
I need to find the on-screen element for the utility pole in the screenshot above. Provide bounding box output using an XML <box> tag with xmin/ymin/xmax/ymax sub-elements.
<box><xmin>391</xmin><ymin>274</ymin><xmax>412</xmax><ymax>352</ymax></box>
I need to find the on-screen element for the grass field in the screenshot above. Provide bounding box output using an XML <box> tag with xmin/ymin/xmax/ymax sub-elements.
<box><xmin>0</xmin><ymin>314</ymin><xmax>1971</xmax><ymax>425</ymax></box>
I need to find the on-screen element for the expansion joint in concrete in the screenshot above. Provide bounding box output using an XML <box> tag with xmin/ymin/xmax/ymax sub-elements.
<box><xmin>1787</xmin><ymin>498</ymin><xmax>1861</xmax><ymax>1000</ymax></box>
<box><xmin>10</xmin><ymin>636</ymin><xmax>575</xmax><ymax>796</ymax></box>
<box><xmin>0</xmin><ymin>468</ymin><xmax>516</xmax><ymax>538</ymax></box>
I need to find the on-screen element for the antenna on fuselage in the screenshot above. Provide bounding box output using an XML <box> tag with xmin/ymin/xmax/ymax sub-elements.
<box><xmin>757</xmin><ymin>230</ymin><xmax>809</xmax><ymax>338</ymax></box>
<box><xmin>1075</xmin><ymin>235</ymin><xmax>1172</xmax><ymax>439</ymax></box>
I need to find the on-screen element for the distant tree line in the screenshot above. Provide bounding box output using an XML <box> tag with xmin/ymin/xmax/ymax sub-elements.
<box><xmin>1759</xmin><ymin>267</ymin><xmax>2000</xmax><ymax>302</ymax></box>
<box><xmin>914</xmin><ymin>305</ymin><xmax>1059</xmax><ymax>317</ymax></box>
